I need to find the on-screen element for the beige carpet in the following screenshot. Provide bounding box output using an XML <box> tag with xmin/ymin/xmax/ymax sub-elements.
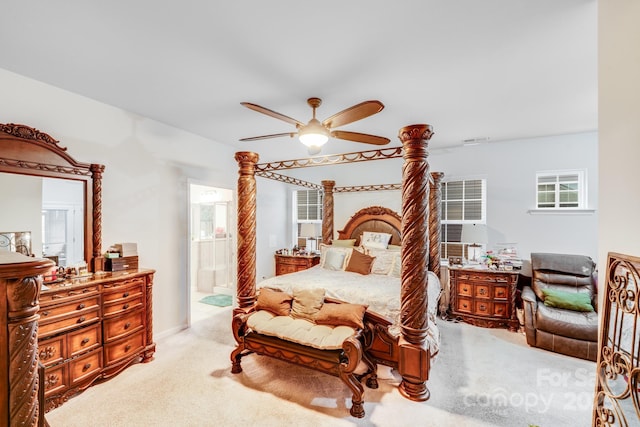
<box><xmin>46</xmin><ymin>307</ymin><xmax>596</xmax><ymax>427</ymax></box>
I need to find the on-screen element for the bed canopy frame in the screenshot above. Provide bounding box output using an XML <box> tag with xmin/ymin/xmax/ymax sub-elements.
<box><xmin>233</xmin><ymin>124</ymin><xmax>443</xmax><ymax>401</ymax></box>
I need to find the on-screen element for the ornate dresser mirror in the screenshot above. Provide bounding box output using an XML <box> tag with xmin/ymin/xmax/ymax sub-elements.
<box><xmin>0</xmin><ymin>123</ymin><xmax>106</xmax><ymax>271</ymax></box>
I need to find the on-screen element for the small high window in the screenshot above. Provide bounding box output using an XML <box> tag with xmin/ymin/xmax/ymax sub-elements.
<box><xmin>536</xmin><ymin>170</ymin><xmax>586</xmax><ymax>209</ymax></box>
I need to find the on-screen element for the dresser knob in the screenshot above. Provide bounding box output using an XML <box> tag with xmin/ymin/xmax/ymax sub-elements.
<box><xmin>123</xmin><ymin>303</ymin><xmax>130</xmax><ymax>310</ymax></box>
<box><xmin>81</xmin><ymin>338</ymin><xmax>90</xmax><ymax>345</ymax></box>
<box><xmin>42</xmin><ymin>311</ymin><xmax>50</xmax><ymax>316</ymax></box>
<box><xmin>124</xmin><ymin>322</ymin><xmax>131</xmax><ymax>329</ymax></box>
<box><xmin>123</xmin><ymin>292</ymin><xmax>129</xmax><ymax>298</ymax></box>
<box><xmin>77</xmin><ymin>303</ymin><xmax>85</xmax><ymax>310</ymax></box>
<box><xmin>83</xmin><ymin>363</ymin><xmax>92</xmax><ymax>371</ymax></box>
<box><xmin>77</xmin><ymin>316</ymin><xmax>86</xmax><ymax>323</ymax></box>
<box><xmin>125</xmin><ymin>344</ymin><xmax>132</xmax><ymax>352</ymax></box>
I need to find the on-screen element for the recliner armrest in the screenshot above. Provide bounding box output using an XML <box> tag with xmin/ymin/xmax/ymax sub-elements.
<box><xmin>521</xmin><ymin>286</ymin><xmax>537</xmax><ymax>305</ymax></box>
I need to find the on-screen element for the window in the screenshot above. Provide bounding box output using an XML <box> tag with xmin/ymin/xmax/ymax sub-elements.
<box><xmin>536</xmin><ymin>170</ymin><xmax>586</xmax><ymax>209</ymax></box>
<box><xmin>294</xmin><ymin>189</ymin><xmax>323</xmax><ymax>249</ymax></box>
<box><xmin>440</xmin><ymin>179</ymin><xmax>486</xmax><ymax>260</ymax></box>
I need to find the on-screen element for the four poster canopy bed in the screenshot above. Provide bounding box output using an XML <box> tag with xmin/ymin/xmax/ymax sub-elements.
<box><xmin>230</xmin><ymin>124</ymin><xmax>444</xmax><ymax>416</ymax></box>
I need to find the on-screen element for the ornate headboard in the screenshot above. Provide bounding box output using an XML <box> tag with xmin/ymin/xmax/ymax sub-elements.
<box><xmin>336</xmin><ymin>206</ymin><xmax>402</xmax><ymax>246</ymax></box>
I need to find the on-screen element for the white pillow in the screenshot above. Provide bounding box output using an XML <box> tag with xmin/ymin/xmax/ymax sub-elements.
<box><xmin>366</xmin><ymin>248</ymin><xmax>397</xmax><ymax>275</ymax></box>
<box><xmin>388</xmin><ymin>252</ymin><xmax>402</xmax><ymax>278</ymax></box>
<box><xmin>361</xmin><ymin>231</ymin><xmax>392</xmax><ymax>249</ymax></box>
<box><xmin>320</xmin><ymin>244</ymin><xmax>352</xmax><ymax>270</ymax></box>
<box><xmin>324</xmin><ymin>250</ymin><xmax>346</xmax><ymax>271</ymax></box>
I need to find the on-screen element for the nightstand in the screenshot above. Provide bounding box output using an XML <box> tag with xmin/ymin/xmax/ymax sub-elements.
<box><xmin>274</xmin><ymin>254</ymin><xmax>320</xmax><ymax>276</ymax></box>
<box><xmin>448</xmin><ymin>266</ymin><xmax>519</xmax><ymax>331</ymax></box>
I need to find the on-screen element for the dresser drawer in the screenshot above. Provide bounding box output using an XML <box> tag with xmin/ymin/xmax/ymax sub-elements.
<box><xmin>69</xmin><ymin>348</ymin><xmax>102</xmax><ymax>386</ymax></box>
<box><xmin>39</xmin><ymin>295</ymin><xmax>100</xmax><ymax>322</ymax></box>
<box><xmin>68</xmin><ymin>323</ymin><xmax>102</xmax><ymax>357</ymax></box>
<box><xmin>40</xmin><ymin>285</ymin><xmax>100</xmax><ymax>304</ymax></box>
<box><xmin>458</xmin><ymin>282</ymin><xmax>473</xmax><ymax>297</ymax></box>
<box><xmin>474</xmin><ymin>284</ymin><xmax>491</xmax><ymax>299</ymax></box>
<box><xmin>102</xmin><ymin>278</ymin><xmax>145</xmax><ymax>303</ymax></box>
<box><xmin>43</xmin><ymin>364</ymin><xmax>67</xmax><ymax>397</ymax></box>
<box><xmin>103</xmin><ymin>295</ymin><xmax>144</xmax><ymax>317</ymax></box>
<box><xmin>493</xmin><ymin>285</ymin><xmax>510</xmax><ymax>300</ymax></box>
<box><xmin>493</xmin><ymin>302</ymin><xmax>510</xmax><ymax>318</ymax></box>
<box><xmin>104</xmin><ymin>331</ymin><xmax>145</xmax><ymax>365</ymax></box>
<box><xmin>38</xmin><ymin>307</ymin><xmax>101</xmax><ymax>337</ymax></box>
<box><xmin>474</xmin><ymin>300</ymin><xmax>492</xmax><ymax>316</ymax></box>
<box><xmin>103</xmin><ymin>309</ymin><xmax>144</xmax><ymax>342</ymax></box>
<box><xmin>456</xmin><ymin>297</ymin><xmax>473</xmax><ymax>313</ymax></box>
<box><xmin>38</xmin><ymin>335</ymin><xmax>65</xmax><ymax>367</ymax></box>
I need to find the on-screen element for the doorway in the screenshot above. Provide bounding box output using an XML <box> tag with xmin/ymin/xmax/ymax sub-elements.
<box><xmin>188</xmin><ymin>183</ymin><xmax>234</xmax><ymax>324</ymax></box>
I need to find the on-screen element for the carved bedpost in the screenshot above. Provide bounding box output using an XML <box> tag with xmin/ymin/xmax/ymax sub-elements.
<box><xmin>397</xmin><ymin>124</ymin><xmax>434</xmax><ymax>402</ymax></box>
<box><xmin>321</xmin><ymin>180</ymin><xmax>335</xmax><ymax>245</ymax></box>
<box><xmin>428</xmin><ymin>172</ymin><xmax>444</xmax><ymax>277</ymax></box>
<box><xmin>235</xmin><ymin>152</ymin><xmax>259</xmax><ymax>312</ymax></box>
<box><xmin>90</xmin><ymin>164</ymin><xmax>105</xmax><ymax>272</ymax></box>
<box><xmin>1</xmin><ymin>255</ymin><xmax>54</xmax><ymax>427</ymax></box>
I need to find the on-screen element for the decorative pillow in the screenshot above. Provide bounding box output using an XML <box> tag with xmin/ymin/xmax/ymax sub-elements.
<box><xmin>290</xmin><ymin>288</ymin><xmax>326</xmax><ymax>321</ymax></box>
<box><xmin>367</xmin><ymin>248</ymin><xmax>397</xmax><ymax>275</ymax></box>
<box><xmin>324</xmin><ymin>250</ymin><xmax>346</xmax><ymax>271</ymax></box>
<box><xmin>332</xmin><ymin>239</ymin><xmax>356</xmax><ymax>247</ymax></box>
<box><xmin>388</xmin><ymin>252</ymin><xmax>402</xmax><ymax>278</ymax></box>
<box><xmin>315</xmin><ymin>302</ymin><xmax>368</xmax><ymax>329</ymax></box>
<box><xmin>361</xmin><ymin>231</ymin><xmax>392</xmax><ymax>249</ymax></box>
<box><xmin>319</xmin><ymin>244</ymin><xmax>352</xmax><ymax>269</ymax></box>
<box><xmin>345</xmin><ymin>249</ymin><xmax>375</xmax><ymax>275</ymax></box>
<box><xmin>256</xmin><ymin>288</ymin><xmax>293</xmax><ymax>316</ymax></box>
<box><xmin>542</xmin><ymin>288</ymin><xmax>594</xmax><ymax>312</ymax></box>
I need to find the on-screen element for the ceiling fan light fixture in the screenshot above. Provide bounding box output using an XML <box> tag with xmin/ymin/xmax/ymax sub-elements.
<box><xmin>298</xmin><ymin>118</ymin><xmax>329</xmax><ymax>148</ymax></box>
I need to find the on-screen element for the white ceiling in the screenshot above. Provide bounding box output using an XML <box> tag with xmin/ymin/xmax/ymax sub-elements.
<box><xmin>1</xmin><ymin>1</ymin><xmax>597</xmax><ymax>162</ymax></box>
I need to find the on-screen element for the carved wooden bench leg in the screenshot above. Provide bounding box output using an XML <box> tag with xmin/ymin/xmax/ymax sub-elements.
<box><xmin>360</xmin><ymin>351</ymin><xmax>379</xmax><ymax>389</ymax></box>
<box><xmin>339</xmin><ymin>371</ymin><xmax>365</xmax><ymax>418</ymax></box>
<box><xmin>230</xmin><ymin>346</ymin><xmax>246</xmax><ymax>374</ymax></box>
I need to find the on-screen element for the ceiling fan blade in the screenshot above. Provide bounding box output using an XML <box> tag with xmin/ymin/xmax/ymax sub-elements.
<box><xmin>239</xmin><ymin>132</ymin><xmax>296</xmax><ymax>142</ymax></box>
<box><xmin>331</xmin><ymin>130</ymin><xmax>390</xmax><ymax>145</ymax></box>
<box><xmin>322</xmin><ymin>100</ymin><xmax>385</xmax><ymax>129</ymax></box>
<box><xmin>240</xmin><ymin>102</ymin><xmax>305</xmax><ymax>127</ymax></box>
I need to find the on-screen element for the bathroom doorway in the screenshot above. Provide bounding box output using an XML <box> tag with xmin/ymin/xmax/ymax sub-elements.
<box><xmin>188</xmin><ymin>183</ymin><xmax>234</xmax><ymax>324</ymax></box>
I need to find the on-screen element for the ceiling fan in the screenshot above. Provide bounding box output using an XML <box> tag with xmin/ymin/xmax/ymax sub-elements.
<box><xmin>239</xmin><ymin>97</ymin><xmax>391</xmax><ymax>154</ymax></box>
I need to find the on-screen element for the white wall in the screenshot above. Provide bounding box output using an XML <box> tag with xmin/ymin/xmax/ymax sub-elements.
<box><xmin>598</xmin><ymin>1</ymin><xmax>640</xmax><ymax>269</ymax></box>
<box><xmin>0</xmin><ymin>68</ymin><xmax>237</xmax><ymax>337</ymax></box>
<box><xmin>431</xmin><ymin>132</ymin><xmax>598</xmax><ymax>271</ymax></box>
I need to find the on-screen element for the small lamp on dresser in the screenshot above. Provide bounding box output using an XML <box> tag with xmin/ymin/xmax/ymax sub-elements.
<box><xmin>461</xmin><ymin>223</ymin><xmax>488</xmax><ymax>263</ymax></box>
<box><xmin>300</xmin><ymin>223</ymin><xmax>318</xmax><ymax>253</ymax></box>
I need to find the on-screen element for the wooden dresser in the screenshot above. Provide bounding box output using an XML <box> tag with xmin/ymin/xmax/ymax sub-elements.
<box><xmin>275</xmin><ymin>254</ymin><xmax>320</xmax><ymax>276</ymax></box>
<box><xmin>38</xmin><ymin>269</ymin><xmax>155</xmax><ymax>411</ymax></box>
<box><xmin>448</xmin><ymin>266</ymin><xmax>519</xmax><ymax>331</ymax></box>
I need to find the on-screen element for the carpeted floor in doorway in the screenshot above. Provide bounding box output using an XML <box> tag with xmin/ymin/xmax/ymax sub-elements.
<box><xmin>199</xmin><ymin>294</ymin><xmax>233</xmax><ymax>307</ymax></box>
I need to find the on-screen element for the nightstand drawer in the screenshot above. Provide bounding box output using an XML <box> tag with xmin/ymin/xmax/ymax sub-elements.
<box><xmin>493</xmin><ymin>285</ymin><xmax>509</xmax><ymax>299</ymax></box>
<box><xmin>456</xmin><ymin>297</ymin><xmax>473</xmax><ymax>313</ymax></box>
<box><xmin>474</xmin><ymin>300</ymin><xmax>492</xmax><ymax>315</ymax></box>
<box><xmin>474</xmin><ymin>285</ymin><xmax>491</xmax><ymax>299</ymax></box>
<box><xmin>458</xmin><ymin>283</ymin><xmax>473</xmax><ymax>297</ymax></box>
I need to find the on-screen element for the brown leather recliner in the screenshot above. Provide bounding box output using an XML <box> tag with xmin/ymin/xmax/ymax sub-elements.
<box><xmin>522</xmin><ymin>252</ymin><xmax>598</xmax><ymax>361</ymax></box>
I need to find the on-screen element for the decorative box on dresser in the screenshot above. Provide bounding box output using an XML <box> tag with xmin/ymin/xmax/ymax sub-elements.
<box><xmin>448</xmin><ymin>266</ymin><xmax>519</xmax><ymax>331</ymax></box>
<box><xmin>38</xmin><ymin>269</ymin><xmax>155</xmax><ymax>411</ymax></box>
<box><xmin>274</xmin><ymin>254</ymin><xmax>320</xmax><ymax>276</ymax></box>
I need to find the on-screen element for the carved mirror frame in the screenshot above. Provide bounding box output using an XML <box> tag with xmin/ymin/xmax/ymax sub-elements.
<box><xmin>0</xmin><ymin>123</ymin><xmax>105</xmax><ymax>272</ymax></box>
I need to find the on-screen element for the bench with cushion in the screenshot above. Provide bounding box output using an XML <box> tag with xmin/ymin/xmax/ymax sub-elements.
<box><xmin>230</xmin><ymin>287</ymin><xmax>377</xmax><ymax>418</ymax></box>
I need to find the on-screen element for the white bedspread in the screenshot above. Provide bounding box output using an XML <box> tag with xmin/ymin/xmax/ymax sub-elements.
<box><xmin>257</xmin><ymin>266</ymin><xmax>442</xmax><ymax>354</ymax></box>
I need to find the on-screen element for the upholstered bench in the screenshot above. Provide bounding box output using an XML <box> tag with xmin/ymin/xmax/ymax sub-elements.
<box><xmin>230</xmin><ymin>288</ymin><xmax>377</xmax><ymax>418</ymax></box>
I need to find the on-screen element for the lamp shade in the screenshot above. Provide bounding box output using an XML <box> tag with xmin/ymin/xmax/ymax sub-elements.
<box><xmin>460</xmin><ymin>224</ymin><xmax>487</xmax><ymax>244</ymax></box>
<box><xmin>299</xmin><ymin>223</ymin><xmax>317</xmax><ymax>238</ymax></box>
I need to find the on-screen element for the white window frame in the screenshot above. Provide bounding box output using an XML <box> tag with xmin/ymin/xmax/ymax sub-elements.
<box><xmin>292</xmin><ymin>189</ymin><xmax>322</xmax><ymax>248</ymax></box>
<box><xmin>440</xmin><ymin>178</ymin><xmax>487</xmax><ymax>261</ymax></box>
<box><xmin>535</xmin><ymin>169</ymin><xmax>587</xmax><ymax>210</ymax></box>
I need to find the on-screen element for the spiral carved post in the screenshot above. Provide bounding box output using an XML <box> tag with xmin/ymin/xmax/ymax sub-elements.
<box><xmin>235</xmin><ymin>152</ymin><xmax>259</xmax><ymax>312</ymax></box>
<box><xmin>90</xmin><ymin>164</ymin><xmax>106</xmax><ymax>272</ymax></box>
<box><xmin>428</xmin><ymin>172</ymin><xmax>444</xmax><ymax>277</ymax></box>
<box><xmin>1</xmin><ymin>255</ymin><xmax>53</xmax><ymax>427</ymax></box>
<box><xmin>397</xmin><ymin>124</ymin><xmax>434</xmax><ymax>401</ymax></box>
<box><xmin>321</xmin><ymin>180</ymin><xmax>335</xmax><ymax>245</ymax></box>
